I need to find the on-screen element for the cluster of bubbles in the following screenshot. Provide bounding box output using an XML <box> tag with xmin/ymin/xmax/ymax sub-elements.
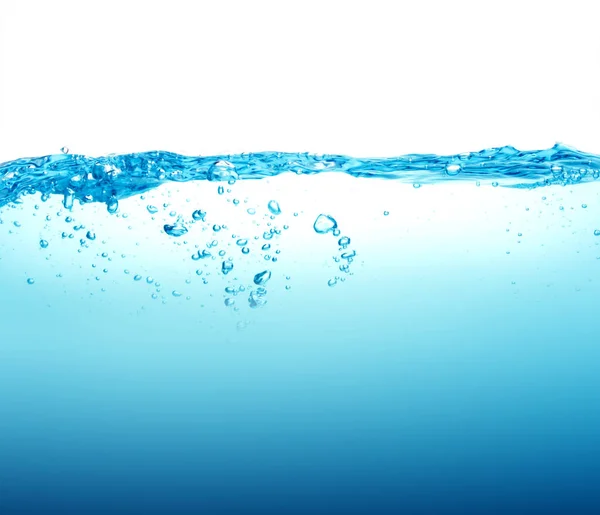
<box><xmin>313</xmin><ymin>213</ymin><xmax>357</xmax><ymax>287</ymax></box>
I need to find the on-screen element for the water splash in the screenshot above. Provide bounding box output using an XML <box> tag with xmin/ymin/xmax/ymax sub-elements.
<box><xmin>2</xmin><ymin>143</ymin><xmax>599</xmax><ymax>209</ymax></box>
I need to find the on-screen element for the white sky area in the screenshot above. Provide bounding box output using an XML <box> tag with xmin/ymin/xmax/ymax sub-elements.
<box><xmin>0</xmin><ymin>0</ymin><xmax>599</xmax><ymax>161</ymax></box>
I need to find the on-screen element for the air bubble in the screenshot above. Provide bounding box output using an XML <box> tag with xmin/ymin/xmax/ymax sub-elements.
<box><xmin>208</xmin><ymin>160</ymin><xmax>238</xmax><ymax>183</ymax></box>
<box><xmin>445</xmin><ymin>163</ymin><xmax>461</xmax><ymax>176</ymax></box>
<box><xmin>314</xmin><ymin>214</ymin><xmax>337</xmax><ymax>234</ymax></box>
<box><xmin>268</xmin><ymin>200</ymin><xmax>281</xmax><ymax>215</ymax></box>
<box><xmin>253</xmin><ymin>270</ymin><xmax>271</xmax><ymax>285</ymax></box>
<box><xmin>192</xmin><ymin>209</ymin><xmax>206</xmax><ymax>221</ymax></box>
<box><xmin>164</xmin><ymin>218</ymin><xmax>188</xmax><ymax>237</ymax></box>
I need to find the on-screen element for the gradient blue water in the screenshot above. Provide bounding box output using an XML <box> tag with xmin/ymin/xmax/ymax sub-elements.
<box><xmin>1</xmin><ymin>146</ymin><xmax>600</xmax><ymax>514</ymax></box>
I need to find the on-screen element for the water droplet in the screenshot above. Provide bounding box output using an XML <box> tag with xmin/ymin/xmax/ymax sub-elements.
<box><xmin>134</xmin><ymin>274</ymin><xmax>142</xmax><ymax>281</ymax></box>
<box><xmin>208</xmin><ymin>160</ymin><xmax>238</xmax><ymax>183</ymax></box>
<box><xmin>253</xmin><ymin>270</ymin><xmax>271</xmax><ymax>285</ymax></box>
<box><xmin>146</xmin><ymin>276</ymin><xmax>154</xmax><ymax>284</ymax></box>
<box><xmin>594</xmin><ymin>230</ymin><xmax>600</xmax><ymax>236</ymax></box>
<box><xmin>222</xmin><ymin>261</ymin><xmax>234</xmax><ymax>275</ymax></box>
<box><xmin>582</xmin><ymin>203</ymin><xmax>588</xmax><ymax>208</ymax></box>
<box><xmin>267</xmin><ymin>200</ymin><xmax>281</xmax><ymax>215</ymax></box>
<box><xmin>192</xmin><ymin>209</ymin><xmax>206</xmax><ymax>221</ymax></box>
<box><xmin>242</xmin><ymin>248</ymin><xmax>249</xmax><ymax>255</ymax></box>
<box><xmin>413</xmin><ymin>183</ymin><xmax>421</xmax><ymax>189</ymax></box>
<box><xmin>86</xmin><ymin>230</ymin><xmax>96</xmax><ymax>241</ymax></box>
<box><xmin>328</xmin><ymin>278</ymin><xmax>337</xmax><ymax>287</ymax></box>
<box><xmin>27</xmin><ymin>278</ymin><xmax>35</xmax><ymax>285</ymax></box>
<box><xmin>383</xmin><ymin>211</ymin><xmax>389</xmax><ymax>216</ymax></box>
<box><xmin>341</xmin><ymin>250</ymin><xmax>356</xmax><ymax>260</ymax></box>
<box><xmin>217</xmin><ymin>185</ymin><xmax>225</xmax><ymax>195</ymax></box>
<box><xmin>236</xmin><ymin>238</ymin><xmax>248</xmax><ymax>246</ymax></box>
<box><xmin>147</xmin><ymin>205</ymin><xmax>158</xmax><ymax>214</ymax></box>
<box><xmin>172</xmin><ymin>290</ymin><xmax>182</xmax><ymax>297</ymax></box>
<box><xmin>39</xmin><ymin>239</ymin><xmax>49</xmax><ymax>249</ymax></box>
<box><xmin>60</xmin><ymin>146</ymin><xmax>69</xmax><ymax>154</ymax></box>
<box><xmin>314</xmin><ymin>214</ymin><xmax>337</xmax><ymax>234</ymax></box>
<box><xmin>213</xmin><ymin>224</ymin><xmax>222</xmax><ymax>232</ymax></box>
<box><xmin>247</xmin><ymin>208</ymin><xmax>256</xmax><ymax>215</ymax></box>
<box><xmin>164</xmin><ymin>218</ymin><xmax>188</xmax><ymax>237</ymax></box>
<box><xmin>445</xmin><ymin>163</ymin><xmax>461</xmax><ymax>176</ymax></box>
<box><xmin>224</xmin><ymin>298</ymin><xmax>235</xmax><ymax>307</ymax></box>
<box><xmin>492</xmin><ymin>181</ymin><xmax>499</xmax><ymax>187</ymax></box>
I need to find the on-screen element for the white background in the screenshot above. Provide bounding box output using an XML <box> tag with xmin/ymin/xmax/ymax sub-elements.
<box><xmin>0</xmin><ymin>0</ymin><xmax>599</xmax><ymax>161</ymax></box>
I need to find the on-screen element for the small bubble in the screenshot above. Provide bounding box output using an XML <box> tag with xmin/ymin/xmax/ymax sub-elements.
<box><xmin>146</xmin><ymin>205</ymin><xmax>158</xmax><ymax>214</ymax></box>
<box><xmin>267</xmin><ymin>200</ymin><xmax>282</xmax><ymax>215</ymax></box>
<box><xmin>224</xmin><ymin>298</ymin><xmax>235</xmax><ymax>307</ymax></box>
<box><xmin>383</xmin><ymin>211</ymin><xmax>389</xmax><ymax>216</ymax></box>
<box><xmin>328</xmin><ymin>278</ymin><xmax>337</xmax><ymax>287</ymax></box>
<box><xmin>63</xmin><ymin>191</ymin><xmax>74</xmax><ymax>210</ymax></box>
<box><xmin>172</xmin><ymin>290</ymin><xmax>182</xmax><ymax>297</ymax></box>
<box><xmin>262</xmin><ymin>243</ymin><xmax>271</xmax><ymax>251</ymax></box>
<box><xmin>39</xmin><ymin>239</ymin><xmax>49</xmax><ymax>249</ymax></box>
<box><xmin>192</xmin><ymin>209</ymin><xmax>206</xmax><ymax>221</ymax></box>
<box><xmin>60</xmin><ymin>146</ymin><xmax>69</xmax><ymax>154</ymax></box>
<box><xmin>213</xmin><ymin>224</ymin><xmax>222</xmax><ymax>232</ymax></box>
<box><xmin>222</xmin><ymin>261</ymin><xmax>234</xmax><ymax>275</ymax></box>
<box><xmin>107</xmin><ymin>196</ymin><xmax>119</xmax><ymax>214</ymax></box>
<box><xmin>338</xmin><ymin>236</ymin><xmax>351</xmax><ymax>247</ymax></box>
<box><xmin>492</xmin><ymin>182</ymin><xmax>499</xmax><ymax>187</ymax></box>
<box><xmin>164</xmin><ymin>218</ymin><xmax>188</xmax><ymax>237</ymax></box>
<box><xmin>217</xmin><ymin>185</ymin><xmax>225</xmax><ymax>195</ymax></box>
<box><xmin>146</xmin><ymin>276</ymin><xmax>154</xmax><ymax>284</ymax></box>
<box><xmin>413</xmin><ymin>183</ymin><xmax>421</xmax><ymax>189</ymax></box>
<box><xmin>582</xmin><ymin>204</ymin><xmax>588</xmax><ymax>208</ymax></box>
<box><xmin>236</xmin><ymin>238</ymin><xmax>248</xmax><ymax>246</ymax></box>
<box><xmin>86</xmin><ymin>230</ymin><xmax>96</xmax><ymax>241</ymax></box>
<box><xmin>594</xmin><ymin>230</ymin><xmax>600</xmax><ymax>236</ymax></box>
<box><xmin>27</xmin><ymin>278</ymin><xmax>35</xmax><ymax>285</ymax></box>
<box><xmin>247</xmin><ymin>208</ymin><xmax>256</xmax><ymax>215</ymax></box>
<box><xmin>134</xmin><ymin>274</ymin><xmax>142</xmax><ymax>281</ymax></box>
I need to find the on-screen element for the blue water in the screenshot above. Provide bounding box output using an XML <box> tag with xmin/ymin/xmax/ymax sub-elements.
<box><xmin>1</xmin><ymin>145</ymin><xmax>600</xmax><ymax>514</ymax></box>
